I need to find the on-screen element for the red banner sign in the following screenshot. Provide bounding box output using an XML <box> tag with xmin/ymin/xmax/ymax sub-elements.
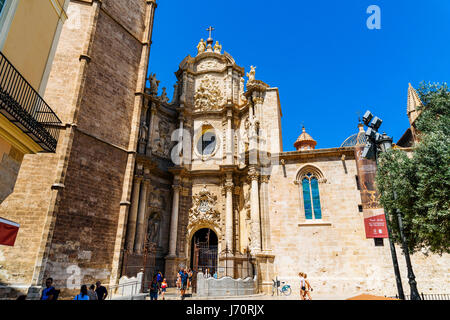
<box><xmin>364</xmin><ymin>214</ymin><xmax>388</xmax><ymax>238</ymax></box>
<box><xmin>0</xmin><ymin>217</ymin><xmax>20</xmax><ymax>246</ymax></box>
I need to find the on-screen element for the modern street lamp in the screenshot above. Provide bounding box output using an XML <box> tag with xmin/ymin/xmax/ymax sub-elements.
<box><xmin>361</xmin><ymin>111</ymin><xmax>404</xmax><ymax>299</ymax></box>
<box><xmin>362</xmin><ymin>110</ymin><xmax>421</xmax><ymax>300</ymax></box>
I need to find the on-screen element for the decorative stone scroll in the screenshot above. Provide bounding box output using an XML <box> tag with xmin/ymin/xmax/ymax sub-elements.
<box><xmin>188</xmin><ymin>185</ymin><xmax>220</xmax><ymax>228</ymax></box>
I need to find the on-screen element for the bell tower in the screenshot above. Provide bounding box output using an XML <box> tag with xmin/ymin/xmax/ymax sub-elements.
<box><xmin>0</xmin><ymin>0</ymin><xmax>157</xmax><ymax>298</ymax></box>
<box><xmin>164</xmin><ymin>31</ymin><xmax>281</xmax><ymax>292</ymax></box>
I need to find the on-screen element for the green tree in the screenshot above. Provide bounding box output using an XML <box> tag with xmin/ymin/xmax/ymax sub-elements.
<box><xmin>376</xmin><ymin>82</ymin><xmax>450</xmax><ymax>254</ymax></box>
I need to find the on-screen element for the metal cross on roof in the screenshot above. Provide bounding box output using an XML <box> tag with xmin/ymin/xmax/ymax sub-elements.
<box><xmin>206</xmin><ymin>26</ymin><xmax>215</xmax><ymax>39</ymax></box>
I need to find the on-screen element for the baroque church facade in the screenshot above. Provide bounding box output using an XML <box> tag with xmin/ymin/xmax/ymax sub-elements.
<box><xmin>0</xmin><ymin>0</ymin><xmax>448</xmax><ymax>299</ymax></box>
<box><xmin>123</xmin><ymin>37</ymin><xmax>449</xmax><ymax>296</ymax></box>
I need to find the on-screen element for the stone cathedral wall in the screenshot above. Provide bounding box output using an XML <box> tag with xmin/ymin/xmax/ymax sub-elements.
<box><xmin>267</xmin><ymin>152</ymin><xmax>450</xmax><ymax>297</ymax></box>
<box><xmin>0</xmin><ymin>0</ymin><xmax>152</xmax><ymax>298</ymax></box>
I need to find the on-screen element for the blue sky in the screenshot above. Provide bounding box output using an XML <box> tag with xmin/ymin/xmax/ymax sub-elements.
<box><xmin>147</xmin><ymin>0</ymin><xmax>450</xmax><ymax>151</ymax></box>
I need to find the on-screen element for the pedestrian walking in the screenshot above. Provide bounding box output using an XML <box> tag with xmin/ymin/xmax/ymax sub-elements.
<box><xmin>303</xmin><ymin>273</ymin><xmax>313</xmax><ymax>300</ymax></box>
<box><xmin>157</xmin><ymin>271</ymin><xmax>163</xmax><ymax>293</ymax></box>
<box><xmin>176</xmin><ymin>270</ymin><xmax>182</xmax><ymax>297</ymax></box>
<box><xmin>74</xmin><ymin>285</ymin><xmax>90</xmax><ymax>300</ymax></box>
<box><xmin>40</xmin><ymin>277</ymin><xmax>59</xmax><ymax>301</ymax></box>
<box><xmin>180</xmin><ymin>269</ymin><xmax>189</xmax><ymax>300</ymax></box>
<box><xmin>299</xmin><ymin>272</ymin><xmax>306</xmax><ymax>300</ymax></box>
<box><xmin>87</xmin><ymin>284</ymin><xmax>98</xmax><ymax>300</ymax></box>
<box><xmin>160</xmin><ymin>278</ymin><xmax>168</xmax><ymax>300</ymax></box>
<box><xmin>149</xmin><ymin>275</ymin><xmax>159</xmax><ymax>300</ymax></box>
<box><xmin>95</xmin><ymin>281</ymin><xmax>108</xmax><ymax>301</ymax></box>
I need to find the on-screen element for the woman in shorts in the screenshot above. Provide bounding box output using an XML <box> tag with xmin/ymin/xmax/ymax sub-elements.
<box><xmin>160</xmin><ymin>278</ymin><xmax>168</xmax><ymax>300</ymax></box>
<box><xmin>299</xmin><ymin>272</ymin><xmax>306</xmax><ymax>300</ymax></box>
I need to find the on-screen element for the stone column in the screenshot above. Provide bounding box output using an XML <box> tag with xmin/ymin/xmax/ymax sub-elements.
<box><xmin>168</xmin><ymin>184</ymin><xmax>181</xmax><ymax>257</ymax></box>
<box><xmin>260</xmin><ymin>175</ymin><xmax>272</xmax><ymax>251</ymax></box>
<box><xmin>249</xmin><ymin>167</ymin><xmax>261</xmax><ymax>253</ymax></box>
<box><xmin>134</xmin><ymin>179</ymin><xmax>149</xmax><ymax>254</ymax></box>
<box><xmin>226</xmin><ymin>109</ymin><xmax>233</xmax><ymax>164</ymax></box>
<box><xmin>126</xmin><ymin>177</ymin><xmax>142</xmax><ymax>251</ymax></box>
<box><xmin>225</xmin><ymin>179</ymin><xmax>234</xmax><ymax>251</ymax></box>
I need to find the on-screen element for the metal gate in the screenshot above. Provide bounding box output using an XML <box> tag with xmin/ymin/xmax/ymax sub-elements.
<box><xmin>121</xmin><ymin>242</ymin><xmax>157</xmax><ymax>293</ymax></box>
<box><xmin>193</xmin><ymin>241</ymin><xmax>218</xmax><ymax>275</ymax></box>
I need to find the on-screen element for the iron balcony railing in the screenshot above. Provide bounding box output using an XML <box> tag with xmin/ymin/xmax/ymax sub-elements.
<box><xmin>0</xmin><ymin>51</ymin><xmax>61</xmax><ymax>152</ymax></box>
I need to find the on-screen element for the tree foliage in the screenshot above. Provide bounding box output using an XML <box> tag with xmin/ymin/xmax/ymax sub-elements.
<box><xmin>376</xmin><ymin>82</ymin><xmax>450</xmax><ymax>254</ymax></box>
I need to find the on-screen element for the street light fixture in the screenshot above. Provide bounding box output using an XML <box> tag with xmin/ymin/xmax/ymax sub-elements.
<box><xmin>362</xmin><ymin>110</ymin><xmax>421</xmax><ymax>300</ymax></box>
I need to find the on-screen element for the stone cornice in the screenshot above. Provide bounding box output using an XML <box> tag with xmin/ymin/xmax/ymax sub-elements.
<box><xmin>175</xmin><ymin>52</ymin><xmax>245</xmax><ymax>78</ymax></box>
<box><xmin>275</xmin><ymin>147</ymin><xmax>356</xmax><ymax>161</ymax></box>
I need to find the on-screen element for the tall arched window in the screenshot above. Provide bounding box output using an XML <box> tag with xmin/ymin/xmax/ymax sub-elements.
<box><xmin>296</xmin><ymin>166</ymin><xmax>325</xmax><ymax>220</ymax></box>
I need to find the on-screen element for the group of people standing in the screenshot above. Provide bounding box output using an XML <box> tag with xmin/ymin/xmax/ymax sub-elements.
<box><xmin>39</xmin><ymin>277</ymin><xmax>108</xmax><ymax>301</ymax></box>
<box><xmin>298</xmin><ymin>272</ymin><xmax>313</xmax><ymax>300</ymax></box>
<box><xmin>149</xmin><ymin>271</ymin><xmax>167</xmax><ymax>300</ymax></box>
<box><xmin>176</xmin><ymin>268</ymin><xmax>193</xmax><ymax>300</ymax></box>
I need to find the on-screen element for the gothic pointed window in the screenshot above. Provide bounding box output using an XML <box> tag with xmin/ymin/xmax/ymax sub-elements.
<box><xmin>298</xmin><ymin>170</ymin><xmax>323</xmax><ymax>220</ymax></box>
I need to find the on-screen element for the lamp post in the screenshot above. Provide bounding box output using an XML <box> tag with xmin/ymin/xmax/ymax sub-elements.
<box><xmin>362</xmin><ymin>110</ymin><xmax>421</xmax><ymax>300</ymax></box>
<box><xmin>393</xmin><ymin>191</ymin><xmax>421</xmax><ymax>300</ymax></box>
<box><xmin>361</xmin><ymin>111</ymin><xmax>404</xmax><ymax>300</ymax></box>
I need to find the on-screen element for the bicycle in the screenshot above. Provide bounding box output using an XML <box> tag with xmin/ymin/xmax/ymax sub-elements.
<box><xmin>272</xmin><ymin>279</ymin><xmax>292</xmax><ymax>296</ymax></box>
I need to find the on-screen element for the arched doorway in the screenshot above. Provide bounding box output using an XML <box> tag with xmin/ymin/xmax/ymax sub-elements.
<box><xmin>190</xmin><ymin>228</ymin><xmax>218</xmax><ymax>277</ymax></box>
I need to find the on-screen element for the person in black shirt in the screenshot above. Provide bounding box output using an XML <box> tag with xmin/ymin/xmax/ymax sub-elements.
<box><xmin>95</xmin><ymin>281</ymin><xmax>108</xmax><ymax>300</ymax></box>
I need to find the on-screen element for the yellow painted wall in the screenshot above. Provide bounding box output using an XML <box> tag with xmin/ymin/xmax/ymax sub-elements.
<box><xmin>2</xmin><ymin>0</ymin><xmax>65</xmax><ymax>91</ymax></box>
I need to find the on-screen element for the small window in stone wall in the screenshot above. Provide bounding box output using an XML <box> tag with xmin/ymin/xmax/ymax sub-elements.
<box><xmin>358</xmin><ymin>205</ymin><xmax>363</xmax><ymax>212</ymax></box>
<box><xmin>374</xmin><ymin>238</ymin><xmax>384</xmax><ymax>246</ymax></box>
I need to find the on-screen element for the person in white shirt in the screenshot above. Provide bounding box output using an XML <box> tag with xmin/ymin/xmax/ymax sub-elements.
<box><xmin>299</xmin><ymin>272</ymin><xmax>306</xmax><ymax>300</ymax></box>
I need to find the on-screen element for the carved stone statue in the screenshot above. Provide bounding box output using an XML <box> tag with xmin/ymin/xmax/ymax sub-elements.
<box><xmin>153</xmin><ymin>120</ymin><xmax>171</xmax><ymax>157</ymax></box>
<box><xmin>160</xmin><ymin>87</ymin><xmax>169</xmax><ymax>103</ymax></box>
<box><xmin>147</xmin><ymin>212</ymin><xmax>160</xmax><ymax>245</ymax></box>
<box><xmin>240</xmin><ymin>77</ymin><xmax>247</xmax><ymax>103</ymax></box>
<box><xmin>249</xmin><ymin>115</ymin><xmax>259</xmax><ymax>137</ymax></box>
<box><xmin>197</xmin><ymin>39</ymin><xmax>206</xmax><ymax>55</ymax></box>
<box><xmin>213</xmin><ymin>41</ymin><xmax>222</xmax><ymax>54</ymax></box>
<box><xmin>138</xmin><ymin>121</ymin><xmax>148</xmax><ymax>142</ymax></box>
<box><xmin>149</xmin><ymin>73</ymin><xmax>160</xmax><ymax>95</ymax></box>
<box><xmin>247</xmin><ymin>65</ymin><xmax>256</xmax><ymax>82</ymax></box>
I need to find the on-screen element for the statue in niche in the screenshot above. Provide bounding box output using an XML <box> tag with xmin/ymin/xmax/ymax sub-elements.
<box><xmin>247</xmin><ymin>65</ymin><xmax>256</xmax><ymax>82</ymax></box>
<box><xmin>138</xmin><ymin>121</ymin><xmax>148</xmax><ymax>154</ymax></box>
<box><xmin>149</xmin><ymin>73</ymin><xmax>160</xmax><ymax>95</ymax></box>
<box><xmin>138</xmin><ymin>121</ymin><xmax>148</xmax><ymax>142</ymax></box>
<box><xmin>239</xmin><ymin>118</ymin><xmax>249</xmax><ymax>153</ymax></box>
<box><xmin>197</xmin><ymin>39</ymin><xmax>206</xmax><ymax>55</ymax></box>
<box><xmin>240</xmin><ymin>77</ymin><xmax>247</xmax><ymax>103</ymax></box>
<box><xmin>147</xmin><ymin>212</ymin><xmax>161</xmax><ymax>245</ymax></box>
<box><xmin>248</xmin><ymin>115</ymin><xmax>259</xmax><ymax>137</ymax></box>
<box><xmin>160</xmin><ymin>87</ymin><xmax>169</xmax><ymax>103</ymax></box>
<box><xmin>154</xmin><ymin>120</ymin><xmax>171</xmax><ymax>157</ymax></box>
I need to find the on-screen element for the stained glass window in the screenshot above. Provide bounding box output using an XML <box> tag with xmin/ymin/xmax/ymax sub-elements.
<box><xmin>301</xmin><ymin>173</ymin><xmax>322</xmax><ymax>219</ymax></box>
<box><xmin>302</xmin><ymin>178</ymin><xmax>313</xmax><ymax>219</ymax></box>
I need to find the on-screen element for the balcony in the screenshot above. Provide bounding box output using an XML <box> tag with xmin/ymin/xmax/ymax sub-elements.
<box><xmin>0</xmin><ymin>51</ymin><xmax>61</xmax><ymax>152</ymax></box>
